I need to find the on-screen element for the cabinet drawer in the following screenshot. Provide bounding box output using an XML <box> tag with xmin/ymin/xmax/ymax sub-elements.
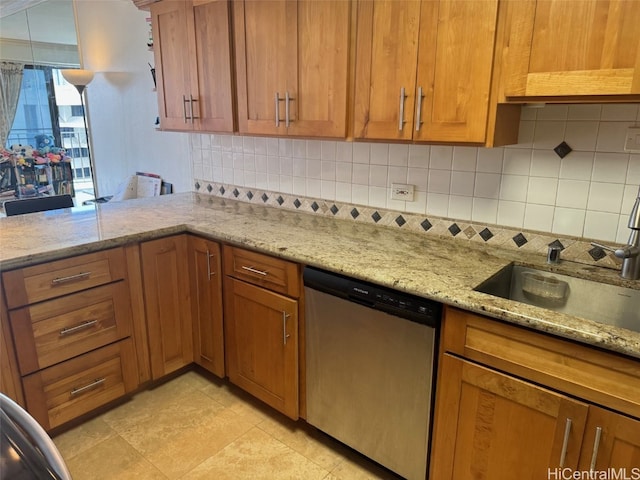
<box><xmin>22</xmin><ymin>339</ymin><xmax>138</xmax><ymax>431</ymax></box>
<box><xmin>443</xmin><ymin>307</ymin><xmax>640</xmax><ymax>419</ymax></box>
<box><xmin>10</xmin><ymin>282</ymin><xmax>133</xmax><ymax>375</ymax></box>
<box><xmin>223</xmin><ymin>246</ymin><xmax>300</xmax><ymax>297</ymax></box>
<box><xmin>3</xmin><ymin>248</ymin><xmax>127</xmax><ymax>309</ymax></box>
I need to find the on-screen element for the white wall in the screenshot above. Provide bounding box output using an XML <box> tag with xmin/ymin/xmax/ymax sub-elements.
<box><xmin>191</xmin><ymin>104</ymin><xmax>640</xmax><ymax>244</ymax></box>
<box><xmin>74</xmin><ymin>0</ymin><xmax>191</xmax><ymax>196</ymax></box>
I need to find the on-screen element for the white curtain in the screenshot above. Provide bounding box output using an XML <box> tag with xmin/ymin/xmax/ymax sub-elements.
<box><xmin>0</xmin><ymin>62</ymin><xmax>25</xmax><ymax>148</ymax></box>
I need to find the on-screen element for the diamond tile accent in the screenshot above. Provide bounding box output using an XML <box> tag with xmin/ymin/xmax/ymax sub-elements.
<box><xmin>589</xmin><ymin>246</ymin><xmax>607</xmax><ymax>261</ymax></box>
<box><xmin>395</xmin><ymin>215</ymin><xmax>406</xmax><ymax>227</ymax></box>
<box><xmin>233</xmin><ymin>188</ymin><xmax>239</xmax><ymax>197</ymax></box>
<box><xmin>207</xmin><ymin>184</ymin><xmax>213</xmax><ymax>193</ymax></box>
<box><xmin>194</xmin><ymin>181</ymin><xmax>200</xmax><ymax>190</ymax></box>
<box><xmin>247</xmin><ymin>191</ymin><xmax>253</xmax><ymax>200</ymax></box>
<box><xmin>512</xmin><ymin>233</ymin><xmax>528</xmax><ymax>248</ymax></box>
<box><xmin>479</xmin><ymin>228</ymin><xmax>494</xmax><ymax>242</ymax></box>
<box><xmin>219</xmin><ymin>186</ymin><xmax>225</xmax><ymax>195</ymax></box>
<box><xmin>293</xmin><ymin>198</ymin><xmax>301</xmax><ymax>209</ymax></box>
<box><xmin>548</xmin><ymin>239</ymin><xmax>565</xmax><ymax>250</ymax></box>
<box><xmin>463</xmin><ymin>226</ymin><xmax>476</xmax><ymax>239</ymax></box>
<box><xmin>330</xmin><ymin>204</ymin><xmax>339</xmax><ymax>215</ymax></box>
<box><xmin>261</xmin><ymin>193</ymin><xmax>269</xmax><ymax>202</ymax></box>
<box><xmin>351</xmin><ymin>208</ymin><xmax>359</xmax><ymax>219</ymax></box>
<box><xmin>448</xmin><ymin>223</ymin><xmax>461</xmax><ymax>236</ymax></box>
<box><xmin>420</xmin><ymin>219</ymin><xmax>432</xmax><ymax>231</ymax></box>
<box><xmin>372</xmin><ymin>211</ymin><xmax>382</xmax><ymax>223</ymax></box>
<box><xmin>277</xmin><ymin>195</ymin><xmax>284</xmax><ymax>205</ymax></box>
<box><xmin>311</xmin><ymin>201</ymin><xmax>319</xmax><ymax>212</ymax></box>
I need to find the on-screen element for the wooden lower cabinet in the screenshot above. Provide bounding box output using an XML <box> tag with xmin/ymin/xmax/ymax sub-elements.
<box><xmin>141</xmin><ymin>235</ymin><xmax>193</xmax><ymax>379</ymax></box>
<box><xmin>188</xmin><ymin>236</ymin><xmax>224</xmax><ymax>377</ymax></box>
<box><xmin>22</xmin><ymin>339</ymin><xmax>138</xmax><ymax>430</ymax></box>
<box><xmin>431</xmin><ymin>307</ymin><xmax>640</xmax><ymax>479</ymax></box>
<box><xmin>430</xmin><ymin>354</ymin><xmax>588</xmax><ymax>479</ymax></box>
<box><xmin>224</xmin><ymin>277</ymin><xmax>299</xmax><ymax>419</ymax></box>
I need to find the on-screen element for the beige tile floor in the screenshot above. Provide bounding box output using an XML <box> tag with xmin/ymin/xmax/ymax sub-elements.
<box><xmin>53</xmin><ymin>370</ymin><xmax>403</xmax><ymax>480</ymax></box>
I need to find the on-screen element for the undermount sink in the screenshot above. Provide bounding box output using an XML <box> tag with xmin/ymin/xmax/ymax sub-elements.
<box><xmin>474</xmin><ymin>264</ymin><xmax>640</xmax><ymax>334</ymax></box>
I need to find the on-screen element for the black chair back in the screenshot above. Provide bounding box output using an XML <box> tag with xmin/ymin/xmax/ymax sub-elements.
<box><xmin>4</xmin><ymin>194</ymin><xmax>74</xmax><ymax>216</ymax></box>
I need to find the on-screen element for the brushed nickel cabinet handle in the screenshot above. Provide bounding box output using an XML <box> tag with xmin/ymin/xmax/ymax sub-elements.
<box><xmin>183</xmin><ymin>95</ymin><xmax>189</xmax><ymax>123</ymax></box>
<box><xmin>59</xmin><ymin>319</ymin><xmax>98</xmax><ymax>337</ymax></box>
<box><xmin>415</xmin><ymin>86</ymin><xmax>424</xmax><ymax>132</ymax></box>
<box><xmin>70</xmin><ymin>378</ymin><xmax>106</xmax><ymax>397</ymax></box>
<box><xmin>241</xmin><ymin>265</ymin><xmax>268</xmax><ymax>276</ymax></box>
<box><xmin>399</xmin><ymin>87</ymin><xmax>407</xmax><ymax>131</ymax></box>
<box><xmin>51</xmin><ymin>271</ymin><xmax>91</xmax><ymax>285</ymax></box>
<box><xmin>275</xmin><ymin>92</ymin><xmax>281</xmax><ymax>127</ymax></box>
<box><xmin>190</xmin><ymin>95</ymin><xmax>199</xmax><ymax>122</ymax></box>
<box><xmin>589</xmin><ymin>426</ymin><xmax>603</xmax><ymax>472</ymax></box>
<box><xmin>559</xmin><ymin>418</ymin><xmax>572</xmax><ymax>467</ymax></box>
<box><xmin>285</xmin><ymin>91</ymin><xmax>294</xmax><ymax>127</ymax></box>
<box><xmin>206</xmin><ymin>249</ymin><xmax>215</xmax><ymax>280</ymax></box>
<box><xmin>282</xmin><ymin>311</ymin><xmax>290</xmax><ymax>345</ymax></box>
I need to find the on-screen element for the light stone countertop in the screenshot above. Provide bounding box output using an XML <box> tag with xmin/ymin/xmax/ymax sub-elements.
<box><xmin>1</xmin><ymin>192</ymin><xmax>639</xmax><ymax>360</ymax></box>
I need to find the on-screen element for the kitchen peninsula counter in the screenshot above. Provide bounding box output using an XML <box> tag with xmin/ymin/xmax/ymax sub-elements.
<box><xmin>1</xmin><ymin>192</ymin><xmax>638</xmax><ymax>359</ymax></box>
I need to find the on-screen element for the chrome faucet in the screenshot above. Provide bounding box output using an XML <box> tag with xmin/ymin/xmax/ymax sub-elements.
<box><xmin>592</xmin><ymin>185</ymin><xmax>640</xmax><ymax>280</ymax></box>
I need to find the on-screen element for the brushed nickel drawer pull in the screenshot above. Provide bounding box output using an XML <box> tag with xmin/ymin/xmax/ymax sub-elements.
<box><xmin>51</xmin><ymin>271</ymin><xmax>91</xmax><ymax>285</ymax></box>
<box><xmin>60</xmin><ymin>320</ymin><xmax>98</xmax><ymax>336</ymax></box>
<box><xmin>399</xmin><ymin>87</ymin><xmax>407</xmax><ymax>131</ymax></box>
<box><xmin>415</xmin><ymin>86</ymin><xmax>424</xmax><ymax>132</ymax></box>
<box><xmin>70</xmin><ymin>378</ymin><xmax>106</xmax><ymax>397</ymax></box>
<box><xmin>589</xmin><ymin>426</ymin><xmax>603</xmax><ymax>472</ymax></box>
<box><xmin>206</xmin><ymin>249</ymin><xmax>215</xmax><ymax>280</ymax></box>
<box><xmin>282</xmin><ymin>311</ymin><xmax>290</xmax><ymax>345</ymax></box>
<box><xmin>241</xmin><ymin>265</ymin><xmax>268</xmax><ymax>276</ymax></box>
<box><xmin>559</xmin><ymin>417</ymin><xmax>572</xmax><ymax>467</ymax></box>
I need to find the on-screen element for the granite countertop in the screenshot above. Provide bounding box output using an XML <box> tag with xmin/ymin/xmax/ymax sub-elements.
<box><xmin>1</xmin><ymin>192</ymin><xmax>639</xmax><ymax>360</ymax></box>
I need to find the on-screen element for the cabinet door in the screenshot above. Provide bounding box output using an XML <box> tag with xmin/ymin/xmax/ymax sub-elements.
<box><xmin>141</xmin><ymin>236</ymin><xmax>193</xmax><ymax>379</ymax></box>
<box><xmin>234</xmin><ymin>0</ymin><xmax>292</xmax><ymax>135</ymax></box>
<box><xmin>151</xmin><ymin>0</ymin><xmax>193</xmax><ymax>130</ymax></box>
<box><xmin>505</xmin><ymin>0</ymin><xmax>640</xmax><ymax>97</ymax></box>
<box><xmin>1</xmin><ymin>293</ymin><xmax>24</xmax><ymax>406</ymax></box>
<box><xmin>579</xmin><ymin>406</ymin><xmax>640</xmax><ymax>472</ymax></box>
<box><xmin>285</xmin><ymin>0</ymin><xmax>349</xmax><ymax>138</ymax></box>
<box><xmin>430</xmin><ymin>354</ymin><xmax>589</xmax><ymax>480</ymax></box>
<box><xmin>415</xmin><ymin>0</ymin><xmax>499</xmax><ymax>143</ymax></box>
<box><xmin>224</xmin><ymin>277</ymin><xmax>298</xmax><ymax>419</ymax></box>
<box><xmin>353</xmin><ymin>0</ymin><xmax>421</xmax><ymax>140</ymax></box>
<box><xmin>188</xmin><ymin>236</ymin><xmax>224</xmax><ymax>378</ymax></box>
<box><xmin>189</xmin><ymin>0</ymin><xmax>235</xmax><ymax>132</ymax></box>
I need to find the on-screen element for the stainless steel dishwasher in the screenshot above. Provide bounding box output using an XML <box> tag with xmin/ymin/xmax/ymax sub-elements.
<box><xmin>304</xmin><ymin>267</ymin><xmax>441</xmax><ymax>480</ymax></box>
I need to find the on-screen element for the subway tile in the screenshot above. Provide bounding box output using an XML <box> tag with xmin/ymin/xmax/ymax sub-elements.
<box><xmin>278</xmin><ymin>138</ymin><xmax>292</xmax><ymax>157</ymax></box>
<box><xmin>306</xmin><ymin>159</ymin><xmax>322</xmax><ymax>179</ymax></box>
<box><xmin>559</xmin><ymin>151</ymin><xmax>593</xmax><ymax>180</ymax></box>
<box><xmin>428</xmin><ymin>169</ymin><xmax>451</xmax><ymax>194</ymax></box>
<box><xmin>564</xmin><ymin>121</ymin><xmax>599</xmax><ymax>151</ymax></box>
<box><xmin>584</xmin><ymin>211</ymin><xmax>619</xmax><ymax>242</ymax></box>
<box><xmin>278</xmin><ymin>157</ymin><xmax>291</xmax><ymax>176</ymax></box>
<box><xmin>503</xmin><ymin>149</ymin><xmax>531</xmax><ymax>175</ymax></box>
<box><xmin>254</xmin><ymin>137</ymin><xmax>268</xmax><ymax>155</ymax></box>
<box><xmin>321</xmin><ymin>180</ymin><xmax>336</xmax><ymax>200</ymax></box>
<box><xmin>592</xmin><ymin>152</ymin><xmax>629</xmax><ymax>183</ymax></box>
<box><xmin>267</xmin><ymin>156</ymin><xmax>280</xmax><ymax>175</ymax></box>
<box><xmin>223</xmin><ymin>167</ymin><xmax>234</xmax><ymax>184</ymax></box>
<box><xmin>279</xmin><ymin>175</ymin><xmax>293</xmax><ymax>194</ymax></box>
<box><xmin>536</xmin><ymin>104</ymin><xmax>568</xmax><ymax>121</ymax></box>
<box><xmin>476</xmin><ymin>147</ymin><xmax>504</xmax><ymax>173</ymax></box>
<box><xmin>292</xmin><ymin>157</ymin><xmax>306</xmax><ymax>177</ymax></box>
<box><xmin>567</xmin><ymin>104</ymin><xmax>602</xmax><ymax>120</ymax></box>
<box><xmin>450</xmin><ymin>171</ymin><xmax>475</xmax><ymax>196</ymax></box>
<box><xmin>587</xmin><ymin>182</ymin><xmax>624</xmax><ymax>213</ymax></box>
<box><xmin>404</xmin><ymin>190</ymin><xmax>427</xmax><ymax>214</ymax></box>
<box><xmin>242</xmin><ymin>136</ymin><xmax>254</xmax><ymax>154</ymax></box>
<box><xmin>266</xmin><ymin>138</ymin><xmax>279</xmax><ymax>156</ymax></box>
<box><xmin>426</xmin><ymin>193</ymin><xmax>449</xmax><ymax>217</ymax></box>
<box><xmin>211</xmin><ymin>151</ymin><xmax>222</xmax><ymax>167</ymax></box>
<box><xmin>453</xmin><ymin>146</ymin><xmax>478</xmax><ymax>171</ymax></box>
<box><xmin>552</xmin><ymin>207</ymin><xmax>586</xmax><ymax>237</ymax></box>
<box><xmin>353</xmin><ymin>142</ymin><xmax>371</xmax><ymax>164</ymax></box>
<box><xmin>306</xmin><ymin>140</ymin><xmax>322</xmax><ymax>159</ymax></box>
<box><xmin>190</xmin><ymin>133</ymin><xmax>201</xmax><ymax>149</ymax></box>
<box><xmin>369</xmin><ymin>165</ymin><xmax>388</xmax><ymax>187</ymax></box>
<box><xmin>370</xmin><ymin>143</ymin><xmax>389</xmax><ymax>165</ymax></box>
<box><xmin>388</xmin><ymin>166</ymin><xmax>409</xmax><ymax>184</ymax></box>
<box><xmin>474</xmin><ymin>172</ymin><xmax>501</xmax><ymax>199</ymax></box>
<box><xmin>351</xmin><ymin>184</ymin><xmax>369</xmax><ymax>205</ymax></box>
<box><xmin>292</xmin><ymin>176</ymin><xmax>306</xmax><ymax>195</ymax></box>
<box><xmin>408</xmin><ymin>144</ymin><xmax>430</xmax><ymax>167</ymax></box>
<box><xmin>527</xmin><ymin>177</ymin><xmax>558</xmax><ymax>205</ymax></box>
<box><xmin>321</xmin><ymin>161</ymin><xmax>336</xmax><ymax>181</ymax></box>
<box><xmin>222</xmin><ymin>151</ymin><xmax>234</xmax><ymax>169</ymax></box>
<box><xmin>292</xmin><ymin>139</ymin><xmax>306</xmax><ymax>158</ymax></box>
<box><xmin>556</xmin><ymin>179</ymin><xmax>590</xmax><ymax>209</ymax></box>
<box><xmin>306</xmin><ymin>177</ymin><xmax>321</xmax><ymax>197</ymax></box>
<box><xmin>220</xmin><ymin>134</ymin><xmax>233</xmax><ymax>151</ymax></box>
<box><xmin>530</xmin><ymin>149</ymin><xmax>561</xmax><ymax>178</ymax></box>
<box><xmin>389</xmin><ymin>144</ymin><xmax>409</xmax><ymax>166</ymax></box>
<box><xmin>596</xmin><ymin>122</ymin><xmax>634</xmax><ymax>153</ymax></box>
<box><xmin>232</xmin><ymin>135</ymin><xmax>244</xmax><ymax>153</ymax></box>
<box><xmin>335</xmin><ymin>162</ymin><xmax>352</xmax><ymax>183</ymax></box>
<box><xmin>523</xmin><ymin>203</ymin><xmax>554</xmax><ymax>232</ymax></box>
<box><xmin>267</xmin><ymin>173</ymin><xmax>279</xmax><ymax>190</ymax></box>
<box><xmin>200</xmin><ymin>133</ymin><xmax>211</xmax><ymax>150</ymax></box>
<box><xmin>449</xmin><ymin>195</ymin><xmax>473</xmax><ymax>221</ymax></box>
<box><xmin>336</xmin><ymin>142</ymin><xmax>353</xmax><ymax>163</ymax></box>
<box><xmin>430</xmin><ymin>146</ymin><xmax>453</xmax><ymax>169</ymax></box>
<box><xmin>255</xmin><ymin>172</ymin><xmax>268</xmax><ymax>189</ymax></box>
<box><xmin>369</xmin><ymin>186</ymin><xmax>387</xmax><ymax>208</ymax></box>
<box><xmin>352</xmin><ymin>163</ymin><xmax>370</xmax><ymax>185</ymax></box>
<box><xmin>601</xmin><ymin>104</ymin><xmax>639</xmax><ymax>121</ymax></box>
<box><xmin>408</xmin><ymin>167</ymin><xmax>429</xmax><ymax>191</ymax></box>
<box><xmin>533</xmin><ymin>121</ymin><xmax>566</xmax><ymax>149</ymax></box>
<box><xmin>243</xmin><ymin>170</ymin><xmax>255</xmax><ymax>188</ymax></box>
<box><xmin>500</xmin><ymin>175</ymin><xmax>529</xmax><ymax>202</ymax></box>
<box><xmin>243</xmin><ymin>154</ymin><xmax>255</xmax><ymax>172</ymax></box>
<box><xmin>472</xmin><ymin>198</ymin><xmax>498</xmax><ymax>224</ymax></box>
<box><xmin>335</xmin><ymin>182</ymin><xmax>352</xmax><ymax>203</ymax></box>
<box><xmin>321</xmin><ymin>141</ymin><xmax>337</xmax><ymax>161</ymax></box>
<box><xmin>497</xmin><ymin>200</ymin><xmax>525</xmax><ymax>228</ymax></box>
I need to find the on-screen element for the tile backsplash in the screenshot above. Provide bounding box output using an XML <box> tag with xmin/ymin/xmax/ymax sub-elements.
<box><xmin>190</xmin><ymin>103</ymin><xmax>640</xmax><ymax>245</ymax></box>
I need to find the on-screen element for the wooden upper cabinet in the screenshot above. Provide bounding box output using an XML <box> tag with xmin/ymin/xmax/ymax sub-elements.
<box><xmin>504</xmin><ymin>0</ymin><xmax>640</xmax><ymax>98</ymax></box>
<box><xmin>354</xmin><ymin>0</ymin><xmax>501</xmax><ymax>144</ymax></box>
<box><xmin>151</xmin><ymin>0</ymin><xmax>235</xmax><ymax>132</ymax></box>
<box><xmin>233</xmin><ymin>0</ymin><xmax>349</xmax><ymax>138</ymax></box>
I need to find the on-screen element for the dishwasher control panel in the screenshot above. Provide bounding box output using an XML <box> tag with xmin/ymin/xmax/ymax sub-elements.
<box><xmin>304</xmin><ymin>266</ymin><xmax>442</xmax><ymax>327</ymax></box>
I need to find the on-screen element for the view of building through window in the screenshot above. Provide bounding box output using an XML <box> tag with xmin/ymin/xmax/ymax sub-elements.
<box><xmin>6</xmin><ymin>65</ymin><xmax>94</xmax><ymax>202</ymax></box>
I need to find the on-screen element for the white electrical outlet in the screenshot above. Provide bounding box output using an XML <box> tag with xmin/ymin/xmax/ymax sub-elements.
<box><xmin>624</xmin><ymin>126</ymin><xmax>640</xmax><ymax>153</ymax></box>
<box><xmin>391</xmin><ymin>183</ymin><xmax>415</xmax><ymax>201</ymax></box>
